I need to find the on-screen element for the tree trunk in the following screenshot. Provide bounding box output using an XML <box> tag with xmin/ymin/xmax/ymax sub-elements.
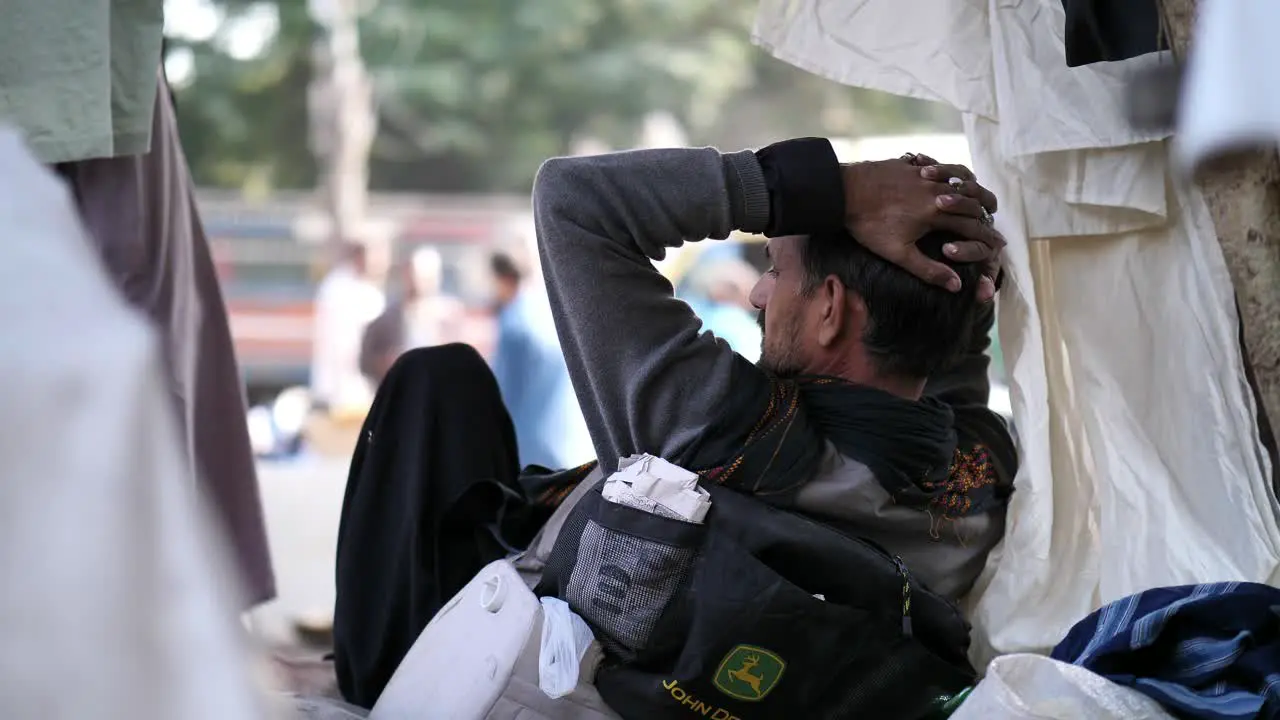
<box><xmin>311</xmin><ymin>0</ymin><xmax>375</xmax><ymax>248</ymax></box>
<box><xmin>1159</xmin><ymin>0</ymin><xmax>1280</xmax><ymax>480</ymax></box>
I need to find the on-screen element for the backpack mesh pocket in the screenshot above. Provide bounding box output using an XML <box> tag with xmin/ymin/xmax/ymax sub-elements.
<box><xmin>539</xmin><ymin>486</ymin><xmax>705</xmax><ymax>659</ymax></box>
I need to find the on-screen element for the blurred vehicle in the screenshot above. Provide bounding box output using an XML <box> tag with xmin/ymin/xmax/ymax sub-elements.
<box><xmin>209</xmin><ymin>225</ymin><xmax>318</xmax><ymax>403</ymax></box>
<box><xmin>201</xmin><ymin>191</ymin><xmax>528</xmax><ymax>403</ymax></box>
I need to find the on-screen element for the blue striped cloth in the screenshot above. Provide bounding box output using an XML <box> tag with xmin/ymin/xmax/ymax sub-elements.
<box><xmin>1051</xmin><ymin>582</ymin><xmax>1280</xmax><ymax>719</ymax></box>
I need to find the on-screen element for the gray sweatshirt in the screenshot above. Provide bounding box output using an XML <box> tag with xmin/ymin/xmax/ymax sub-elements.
<box><xmin>532</xmin><ymin>146</ymin><xmax>1007</xmax><ymax>600</ymax></box>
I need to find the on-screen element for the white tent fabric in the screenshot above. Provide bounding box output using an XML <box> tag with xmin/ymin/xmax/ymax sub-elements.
<box><xmin>0</xmin><ymin>128</ymin><xmax>269</xmax><ymax>720</ymax></box>
<box><xmin>1175</xmin><ymin>1</ymin><xmax>1280</xmax><ymax>172</ymax></box>
<box><xmin>754</xmin><ymin>0</ymin><xmax>1280</xmax><ymax>663</ymax></box>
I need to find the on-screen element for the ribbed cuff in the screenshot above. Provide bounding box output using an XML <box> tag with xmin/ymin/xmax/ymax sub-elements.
<box><xmin>755</xmin><ymin>137</ymin><xmax>844</xmax><ymax>237</ymax></box>
<box><xmin>724</xmin><ymin>149</ymin><xmax>771</xmax><ymax>234</ymax></box>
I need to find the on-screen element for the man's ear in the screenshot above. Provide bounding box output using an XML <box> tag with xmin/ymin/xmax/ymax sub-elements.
<box><xmin>815</xmin><ymin>275</ymin><xmax>847</xmax><ymax>347</ymax></box>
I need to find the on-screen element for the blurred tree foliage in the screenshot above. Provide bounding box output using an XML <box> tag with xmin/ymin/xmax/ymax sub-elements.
<box><xmin>167</xmin><ymin>1</ymin><xmax>318</xmax><ymax>192</ymax></box>
<box><xmin>167</xmin><ymin>0</ymin><xmax>958</xmax><ymax>193</ymax></box>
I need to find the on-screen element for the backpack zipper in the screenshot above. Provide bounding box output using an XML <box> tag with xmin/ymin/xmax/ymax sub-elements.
<box><xmin>893</xmin><ymin>555</ymin><xmax>913</xmax><ymax>638</ymax></box>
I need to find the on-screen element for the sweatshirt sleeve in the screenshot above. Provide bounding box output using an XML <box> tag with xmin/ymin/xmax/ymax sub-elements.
<box><xmin>535</xmin><ymin>137</ymin><xmax>856</xmax><ymax>473</ymax></box>
<box><xmin>532</xmin><ymin>147</ymin><xmax>774</xmax><ymax>473</ymax></box>
<box><xmin>924</xmin><ymin>301</ymin><xmax>1019</xmax><ymax>483</ymax></box>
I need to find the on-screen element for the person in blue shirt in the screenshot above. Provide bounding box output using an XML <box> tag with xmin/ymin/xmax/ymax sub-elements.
<box><xmin>682</xmin><ymin>256</ymin><xmax>764</xmax><ymax>363</ymax></box>
<box><xmin>490</xmin><ymin>252</ymin><xmax>594</xmax><ymax>469</ymax></box>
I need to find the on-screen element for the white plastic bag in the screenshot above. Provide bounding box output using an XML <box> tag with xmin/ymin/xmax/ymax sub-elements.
<box><xmin>538</xmin><ymin>597</ymin><xmax>596</xmax><ymax>699</ymax></box>
<box><xmin>950</xmin><ymin>654</ymin><xmax>1174</xmax><ymax>719</ymax></box>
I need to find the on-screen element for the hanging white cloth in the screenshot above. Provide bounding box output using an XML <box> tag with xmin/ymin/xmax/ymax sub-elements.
<box><xmin>754</xmin><ymin>0</ymin><xmax>1280</xmax><ymax>664</ymax></box>
<box><xmin>0</xmin><ymin>128</ymin><xmax>269</xmax><ymax>720</ymax></box>
<box><xmin>1175</xmin><ymin>1</ymin><xmax>1280</xmax><ymax>172</ymax></box>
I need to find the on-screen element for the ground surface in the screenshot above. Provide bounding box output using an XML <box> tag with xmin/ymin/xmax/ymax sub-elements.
<box><xmin>250</xmin><ymin>454</ymin><xmax>350</xmax><ymax>697</ymax></box>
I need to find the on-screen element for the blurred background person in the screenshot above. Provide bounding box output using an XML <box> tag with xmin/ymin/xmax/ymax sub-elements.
<box><xmin>490</xmin><ymin>251</ymin><xmax>593</xmax><ymax>469</ymax></box>
<box><xmin>401</xmin><ymin>246</ymin><xmax>467</xmax><ymax>351</ymax></box>
<box><xmin>310</xmin><ymin>241</ymin><xmax>385</xmax><ymax>412</ymax></box>
<box><xmin>682</xmin><ymin>256</ymin><xmax>764</xmax><ymax>363</ymax></box>
<box><xmin>360</xmin><ymin>246</ymin><xmax>466</xmax><ymax>386</ymax></box>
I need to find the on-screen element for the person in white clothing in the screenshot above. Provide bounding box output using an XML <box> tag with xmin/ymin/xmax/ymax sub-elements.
<box><xmin>310</xmin><ymin>242</ymin><xmax>386</xmax><ymax>410</ymax></box>
<box><xmin>402</xmin><ymin>246</ymin><xmax>466</xmax><ymax>350</ymax></box>
<box><xmin>359</xmin><ymin>246</ymin><xmax>466</xmax><ymax>385</ymax></box>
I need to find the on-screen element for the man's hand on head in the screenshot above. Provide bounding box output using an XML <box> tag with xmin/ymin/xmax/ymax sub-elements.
<box><xmin>840</xmin><ymin>152</ymin><xmax>1004</xmax><ymax>301</ymax></box>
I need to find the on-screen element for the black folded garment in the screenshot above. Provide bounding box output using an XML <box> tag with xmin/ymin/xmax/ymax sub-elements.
<box><xmin>1062</xmin><ymin>0</ymin><xmax>1165</xmax><ymax>68</ymax></box>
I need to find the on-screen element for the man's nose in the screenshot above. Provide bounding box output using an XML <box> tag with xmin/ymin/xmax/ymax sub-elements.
<box><xmin>749</xmin><ymin>278</ymin><xmax>769</xmax><ymax>310</ymax></box>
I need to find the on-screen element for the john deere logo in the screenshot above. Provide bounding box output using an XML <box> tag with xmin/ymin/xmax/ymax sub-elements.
<box><xmin>712</xmin><ymin>645</ymin><xmax>785</xmax><ymax>701</ymax></box>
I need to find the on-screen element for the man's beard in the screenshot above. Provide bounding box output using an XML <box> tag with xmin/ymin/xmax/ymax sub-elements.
<box><xmin>756</xmin><ymin>309</ymin><xmax>805</xmax><ymax>378</ymax></box>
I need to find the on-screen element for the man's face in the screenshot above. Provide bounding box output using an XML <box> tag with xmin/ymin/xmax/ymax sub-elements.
<box><xmin>749</xmin><ymin>236</ymin><xmax>811</xmax><ymax>376</ymax></box>
<box><xmin>493</xmin><ymin>274</ymin><xmax>520</xmax><ymax>309</ymax></box>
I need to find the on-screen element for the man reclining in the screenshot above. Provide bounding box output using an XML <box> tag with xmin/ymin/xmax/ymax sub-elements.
<box><xmin>332</xmin><ymin>138</ymin><xmax>1016</xmax><ymax>709</ymax></box>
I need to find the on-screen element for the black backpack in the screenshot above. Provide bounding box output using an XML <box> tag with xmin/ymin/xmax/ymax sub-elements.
<box><xmin>536</xmin><ymin>480</ymin><xmax>976</xmax><ymax>719</ymax></box>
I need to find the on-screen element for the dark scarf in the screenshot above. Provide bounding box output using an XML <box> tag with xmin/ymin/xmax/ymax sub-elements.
<box><xmin>678</xmin><ymin>359</ymin><xmax>1012</xmax><ymax>519</ymax></box>
<box><xmin>800</xmin><ymin>378</ymin><xmax>960</xmax><ymax>508</ymax></box>
<box><xmin>528</xmin><ymin>363</ymin><xmax>1012</xmax><ymax>520</ymax></box>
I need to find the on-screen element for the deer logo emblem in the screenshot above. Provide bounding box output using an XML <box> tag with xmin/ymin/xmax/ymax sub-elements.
<box><xmin>712</xmin><ymin>645</ymin><xmax>785</xmax><ymax>701</ymax></box>
<box><xmin>728</xmin><ymin>654</ymin><xmax>764</xmax><ymax>695</ymax></box>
